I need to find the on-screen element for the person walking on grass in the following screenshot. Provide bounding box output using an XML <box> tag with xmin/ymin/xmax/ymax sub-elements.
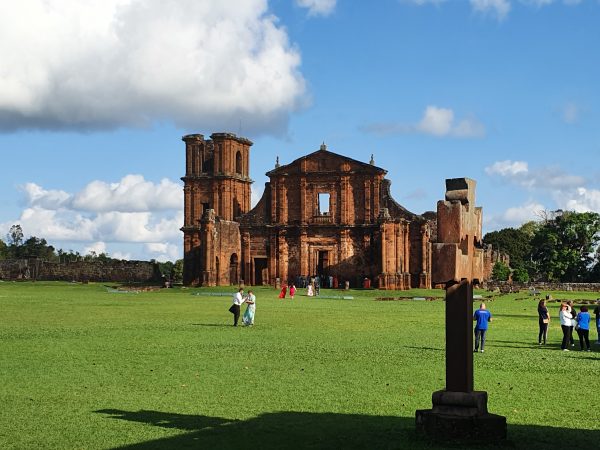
<box><xmin>229</xmin><ymin>288</ymin><xmax>245</xmax><ymax>327</ymax></box>
<box><xmin>289</xmin><ymin>284</ymin><xmax>296</xmax><ymax>300</ymax></box>
<box><xmin>473</xmin><ymin>302</ymin><xmax>493</xmax><ymax>353</ymax></box>
<box><xmin>575</xmin><ymin>306</ymin><xmax>591</xmax><ymax>352</ymax></box>
<box><xmin>242</xmin><ymin>290</ymin><xmax>256</xmax><ymax>326</ymax></box>
<box><xmin>559</xmin><ymin>303</ymin><xmax>573</xmax><ymax>351</ymax></box>
<box><xmin>537</xmin><ymin>298</ymin><xmax>550</xmax><ymax>345</ymax></box>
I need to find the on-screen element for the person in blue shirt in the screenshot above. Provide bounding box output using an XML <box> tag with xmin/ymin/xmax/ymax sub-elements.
<box><xmin>576</xmin><ymin>306</ymin><xmax>592</xmax><ymax>352</ymax></box>
<box><xmin>473</xmin><ymin>302</ymin><xmax>493</xmax><ymax>353</ymax></box>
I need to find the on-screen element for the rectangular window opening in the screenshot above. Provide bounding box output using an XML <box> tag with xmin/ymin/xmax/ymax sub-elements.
<box><xmin>318</xmin><ymin>193</ymin><xmax>330</xmax><ymax>215</ymax></box>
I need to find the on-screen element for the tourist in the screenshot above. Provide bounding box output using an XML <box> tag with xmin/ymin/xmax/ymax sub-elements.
<box><xmin>242</xmin><ymin>290</ymin><xmax>256</xmax><ymax>326</ymax></box>
<box><xmin>567</xmin><ymin>300</ymin><xmax>577</xmax><ymax>347</ymax></box>
<box><xmin>289</xmin><ymin>284</ymin><xmax>296</xmax><ymax>300</ymax></box>
<box><xmin>278</xmin><ymin>283</ymin><xmax>287</xmax><ymax>299</ymax></box>
<box><xmin>559</xmin><ymin>303</ymin><xmax>573</xmax><ymax>351</ymax></box>
<box><xmin>594</xmin><ymin>300</ymin><xmax>600</xmax><ymax>344</ymax></box>
<box><xmin>473</xmin><ymin>302</ymin><xmax>493</xmax><ymax>353</ymax></box>
<box><xmin>229</xmin><ymin>288</ymin><xmax>245</xmax><ymax>327</ymax></box>
<box><xmin>307</xmin><ymin>282</ymin><xmax>314</xmax><ymax>297</ymax></box>
<box><xmin>537</xmin><ymin>299</ymin><xmax>550</xmax><ymax>345</ymax></box>
<box><xmin>575</xmin><ymin>306</ymin><xmax>591</xmax><ymax>352</ymax></box>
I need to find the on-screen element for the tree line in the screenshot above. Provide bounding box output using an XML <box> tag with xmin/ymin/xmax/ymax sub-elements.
<box><xmin>484</xmin><ymin>210</ymin><xmax>600</xmax><ymax>283</ymax></box>
<box><xmin>0</xmin><ymin>224</ymin><xmax>183</xmax><ymax>282</ymax></box>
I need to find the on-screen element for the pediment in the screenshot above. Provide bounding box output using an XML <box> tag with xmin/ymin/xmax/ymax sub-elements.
<box><xmin>266</xmin><ymin>148</ymin><xmax>386</xmax><ymax>177</ymax></box>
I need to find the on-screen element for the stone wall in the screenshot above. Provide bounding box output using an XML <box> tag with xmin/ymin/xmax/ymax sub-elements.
<box><xmin>485</xmin><ymin>281</ymin><xmax>600</xmax><ymax>293</ymax></box>
<box><xmin>0</xmin><ymin>259</ymin><xmax>160</xmax><ymax>282</ymax></box>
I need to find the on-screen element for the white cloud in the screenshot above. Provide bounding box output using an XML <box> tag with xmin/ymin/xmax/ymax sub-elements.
<box><xmin>485</xmin><ymin>201</ymin><xmax>546</xmax><ymax>229</ymax></box>
<box><xmin>84</xmin><ymin>241</ymin><xmax>107</xmax><ymax>256</ymax></box>
<box><xmin>72</xmin><ymin>175</ymin><xmax>181</xmax><ymax>212</ymax></box>
<box><xmin>296</xmin><ymin>0</ymin><xmax>337</xmax><ymax>16</ymax></box>
<box><xmin>112</xmin><ymin>251</ymin><xmax>133</xmax><ymax>260</ymax></box>
<box><xmin>145</xmin><ymin>242</ymin><xmax>181</xmax><ymax>262</ymax></box>
<box><xmin>470</xmin><ymin>0</ymin><xmax>511</xmax><ymax>21</ymax></box>
<box><xmin>21</xmin><ymin>183</ymin><xmax>72</xmax><ymax>210</ymax></box>
<box><xmin>558</xmin><ymin>187</ymin><xmax>600</xmax><ymax>213</ymax></box>
<box><xmin>0</xmin><ymin>0</ymin><xmax>306</xmax><ymax>133</ymax></box>
<box><xmin>361</xmin><ymin>105</ymin><xmax>485</xmax><ymax>138</ymax></box>
<box><xmin>21</xmin><ymin>175</ymin><xmax>181</xmax><ymax>213</ymax></box>
<box><xmin>417</xmin><ymin>106</ymin><xmax>454</xmax><ymax>136</ymax></box>
<box><xmin>502</xmin><ymin>201</ymin><xmax>546</xmax><ymax>223</ymax></box>
<box><xmin>485</xmin><ymin>160</ymin><xmax>529</xmax><ymax>177</ymax></box>
<box><xmin>485</xmin><ymin>160</ymin><xmax>585</xmax><ymax>190</ymax></box>
<box><xmin>3</xmin><ymin>176</ymin><xmax>185</xmax><ymax>261</ymax></box>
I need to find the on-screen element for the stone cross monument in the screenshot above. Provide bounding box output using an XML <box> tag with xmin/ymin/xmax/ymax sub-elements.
<box><xmin>415</xmin><ymin>178</ymin><xmax>506</xmax><ymax>442</ymax></box>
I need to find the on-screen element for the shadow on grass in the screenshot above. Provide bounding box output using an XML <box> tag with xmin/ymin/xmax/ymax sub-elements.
<box><xmin>96</xmin><ymin>409</ymin><xmax>599</xmax><ymax>450</ymax></box>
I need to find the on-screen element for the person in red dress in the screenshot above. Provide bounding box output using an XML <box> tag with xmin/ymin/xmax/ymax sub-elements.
<box><xmin>278</xmin><ymin>284</ymin><xmax>287</xmax><ymax>299</ymax></box>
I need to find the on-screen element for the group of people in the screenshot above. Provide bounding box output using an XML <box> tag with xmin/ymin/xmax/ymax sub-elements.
<box><xmin>473</xmin><ymin>298</ymin><xmax>600</xmax><ymax>353</ymax></box>
<box><xmin>278</xmin><ymin>284</ymin><xmax>297</xmax><ymax>299</ymax></box>
<box><xmin>538</xmin><ymin>298</ymin><xmax>600</xmax><ymax>351</ymax></box>
<box><xmin>228</xmin><ymin>288</ymin><xmax>256</xmax><ymax>327</ymax></box>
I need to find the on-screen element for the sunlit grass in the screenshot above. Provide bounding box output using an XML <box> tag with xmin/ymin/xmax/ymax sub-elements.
<box><xmin>0</xmin><ymin>281</ymin><xmax>598</xmax><ymax>449</ymax></box>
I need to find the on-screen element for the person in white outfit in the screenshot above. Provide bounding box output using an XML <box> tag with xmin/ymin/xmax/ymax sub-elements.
<box><xmin>559</xmin><ymin>303</ymin><xmax>573</xmax><ymax>351</ymax></box>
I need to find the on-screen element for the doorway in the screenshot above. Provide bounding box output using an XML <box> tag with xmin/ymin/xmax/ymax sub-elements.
<box><xmin>254</xmin><ymin>258</ymin><xmax>268</xmax><ymax>285</ymax></box>
<box><xmin>317</xmin><ymin>250</ymin><xmax>329</xmax><ymax>276</ymax></box>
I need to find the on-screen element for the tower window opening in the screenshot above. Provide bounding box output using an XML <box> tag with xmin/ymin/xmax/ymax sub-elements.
<box><xmin>235</xmin><ymin>151</ymin><xmax>242</xmax><ymax>175</ymax></box>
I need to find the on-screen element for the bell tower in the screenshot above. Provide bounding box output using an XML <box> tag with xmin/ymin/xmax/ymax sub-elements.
<box><xmin>181</xmin><ymin>132</ymin><xmax>253</xmax><ymax>285</ymax></box>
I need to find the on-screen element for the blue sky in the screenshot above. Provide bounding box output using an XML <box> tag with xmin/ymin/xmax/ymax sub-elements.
<box><xmin>0</xmin><ymin>0</ymin><xmax>599</xmax><ymax>261</ymax></box>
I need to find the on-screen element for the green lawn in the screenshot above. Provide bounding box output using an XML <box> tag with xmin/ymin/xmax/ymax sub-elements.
<box><xmin>0</xmin><ymin>282</ymin><xmax>598</xmax><ymax>449</ymax></box>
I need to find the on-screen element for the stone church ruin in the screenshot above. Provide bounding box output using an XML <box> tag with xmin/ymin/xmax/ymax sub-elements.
<box><xmin>181</xmin><ymin>132</ymin><xmax>490</xmax><ymax>289</ymax></box>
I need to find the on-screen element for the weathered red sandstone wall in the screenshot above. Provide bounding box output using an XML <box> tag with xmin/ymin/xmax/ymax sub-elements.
<box><xmin>0</xmin><ymin>259</ymin><xmax>160</xmax><ymax>282</ymax></box>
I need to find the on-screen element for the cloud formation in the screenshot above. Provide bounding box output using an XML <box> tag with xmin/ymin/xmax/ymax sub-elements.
<box><xmin>484</xmin><ymin>160</ymin><xmax>585</xmax><ymax>190</ymax></box>
<box><xmin>485</xmin><ymin>200</ymin><xmax>546</xmax><ymax>229</ymax></box>
<box><xmin>296</xmin><ymin>0</ymin><xmax>337</xmax><ymax>16</ymax></box>
<box><xmin>361</xmin><ymin>106</ymin><xmax>485</xmax><ymax>138</ymax></box>
<box><xmin>0</xmin><ymin>0</ymin><xmax>306</xmax><ymax>133</ymax></box>
<box><xmin>5</xmin><ymin>175</ymin><xmax>184</xmax><ymax>261</ymax></box>
<box><xmin>485</xmin><ymin>159</ymin><xmax>600</xmax><ymax>229</ymax></box>
<box><xmin>21</xmin><ymin>175</ymin><xmax>181</xmax><ymax>212</ymax></box>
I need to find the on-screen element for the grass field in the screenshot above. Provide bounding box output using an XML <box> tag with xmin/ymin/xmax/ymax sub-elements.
<box><xmin>0</xmin><ymin>281</ymin><xmax>598</xmax><ymax>449</ymax></box>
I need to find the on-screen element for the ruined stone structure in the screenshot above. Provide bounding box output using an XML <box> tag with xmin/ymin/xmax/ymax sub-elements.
<box><xmin>0</xmin><ymin>259</ymin><xmax>160</xmax><ymax>282</ymax></box>
<box><xmin>181</xmin><ymin>133</ymin><xmax>486</xmax><ymax>289</ymax></box>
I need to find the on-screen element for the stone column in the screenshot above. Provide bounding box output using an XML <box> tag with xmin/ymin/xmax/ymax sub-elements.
<box><xmin>300</xmin><ymin>231</ymin><xmax>308</xmax><ymax>277</ymax></box>
<box><xmin>300</xmin><ymin>177</ymin><xmax>307</xmax><ymax>224</ymax></box>
<box><xmin>242</xmin><ymin>232</ymin><xmax>251</xmax><ymax>286</ymax></box>
<box><xmin>364</xmin><ymin>179</ymin><xmax>371</xmax><ymax>223</ymax></box>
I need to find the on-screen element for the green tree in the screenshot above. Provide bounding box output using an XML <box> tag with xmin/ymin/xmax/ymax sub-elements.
<box><xmin>7</xmin><ymin>224</ymin><xmax>24</xmax><ymax>247</ymax></box>
<box><xmin>531</xmin><ymin>210</ymin><xmax>600</xmax><ymax>282</ymax></box>
<box><xmin>21</xmin><ymin>236</ymin><xmax>56</xmax><ymax>260</ymax></box>
<box><xmin>483</xmin><ymin>227</ymin><xmax>532</xmax><ymax>270</ymax></box>
<box><xmin>491</xmin><ymin>261</ymin><xmax>510</xmax><ymax>281</ymax></box>
<box><xmin>0</xmin><ymin>238</ymin><xmax>7</xmax><ymax>260</ymax></box>
<box><xmin>512</xmin><ymin>267</ymin><xmax>529</xmax><ymax>283</ymax></box>
<box><xmin>172</xmin><ymin>259</ymin><xmax>184</xmax><ymax>283</ymax></box>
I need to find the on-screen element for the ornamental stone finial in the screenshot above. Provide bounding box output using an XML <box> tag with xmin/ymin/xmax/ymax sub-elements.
<box><xmin>275</xmin><ymin>156</ymin><xmax>280</xmax><ymax>168</ymax></box>
<box><xmin>320</xmin><ymin>142</ymin><xmax>327</xmax><ymax>151</ymax></box>
<box><xmin>370</xmin><ymin>154</ymin><xmax>375</xmax><ymax>165</ymax></box>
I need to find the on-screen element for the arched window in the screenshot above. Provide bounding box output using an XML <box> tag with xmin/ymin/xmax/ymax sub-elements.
<box><xmin>235</xmin><ymin>151</ymin><xmax>242</xmax><ymax>175</ymax></box>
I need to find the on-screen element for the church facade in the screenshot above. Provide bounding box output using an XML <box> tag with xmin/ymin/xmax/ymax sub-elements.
<box><xmin>181</xmin><ymin>132</ymin><xmax>483</xmax><ymax>289</ymax></box>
